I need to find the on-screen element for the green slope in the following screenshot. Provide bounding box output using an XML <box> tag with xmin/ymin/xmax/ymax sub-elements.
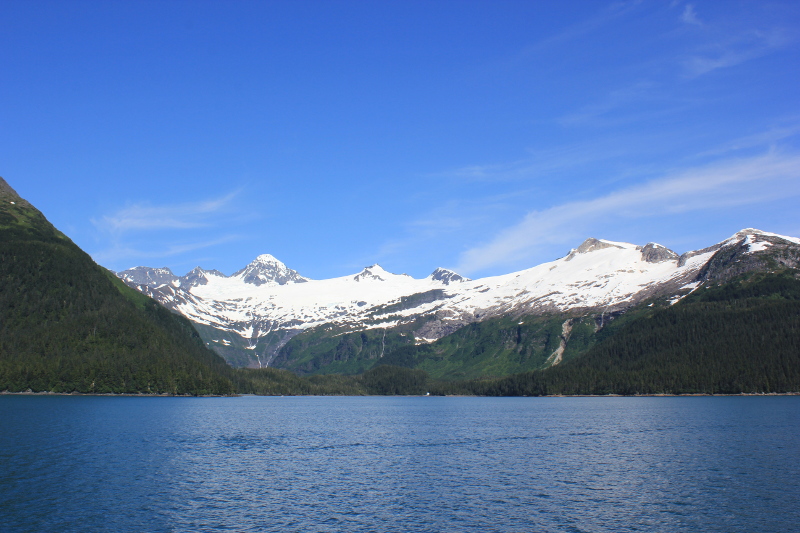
<box><xmin>272</xmin><ymin>318</ymin><xmax>426</xmax><ymax>375</ymax></box>
<box><xmin>464</xmin><ymin>271</ymin><xmax>800</xmax><ymax>395</ymax></box>
<box><xmin>269</xmin><ymin>286</ymin><xmax>686</xmax><ymax>382</ymax></box>
<box><xmin>232</xmin><ymin>364</ymin><xmax>429</xmax><ymax>396</ymax></box>
<box><xmin>0</xmin><ymin>178</ymin><xmax>235</xmax><ymax>395</ymax></box>
<box><xmin>272</xmin><ymin>306</ymin><xmax>613</xmax><ymax>380</ymax></box>
<box><xmin>380</xmin><ymin>313</ymin><xmax>600</xmax><ymax>380</ymax></box>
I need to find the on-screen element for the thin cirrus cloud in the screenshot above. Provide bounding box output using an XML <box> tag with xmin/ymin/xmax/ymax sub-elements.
<box><xmin>95</xmin><ymin>190</ymin><xmax>240</xmax><ymax>233</ymax></box>
<box><xmin>514</xmin><ymin>1</ymin><xmax>642</xmax><ymax>58</ymax></box>
<box><xmin>681</xmin><ymin>4</ymin><xmax>702</xmax><ymax>26</ymax></box>
<box><xmin>92</xmin><ymin>235</ymin><xmax>243</xmax><ymax>266</ymax></box>
<box><xmin>454</xmin><ymin>150</ymin><xmax>800</xmax><ymax>275</ymax></box>
<box><xmin>557</xmin><ymin>82</ymin><xmax>664</xmax><ymax>128</ymax></box>
<box><xmin>373</xmin><ymin>193</ymin><xmax>523</xmax><ymax>266</ymax></box>
<box><xmin>683</xmin><ymin>28</ymin><xmax>793</xmax><ymax>77</ymax></box>
<box><xmin>90</xmin><ymin>189</ymin><xmax>246</xmax><ymax>268</ymax></box>
<box><xmin>435</xmin><ymin>139</ymin><xmax>633</xmax><ymax>183</ymax></box>
<box><xmin>695</xmin><ymin>117</ymin><xmax>800</xmax><ymax>158</ymax></box>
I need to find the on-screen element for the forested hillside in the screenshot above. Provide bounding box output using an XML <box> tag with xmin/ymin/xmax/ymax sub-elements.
<box><xmin>0</xmin><ymin>178</ymin><xmax>235</xmax><ymax>395</ymax></box>
<box><xmin>455</xmin><ymin>272</ymin><xmax>800</xmax><ymax>395</ymax></box>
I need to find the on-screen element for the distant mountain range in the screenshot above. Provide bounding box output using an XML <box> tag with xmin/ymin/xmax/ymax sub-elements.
<box><xmin>118</xmin><ymin>228</ymin><xmax>800</xmax><ymax>375</ymax></box>
<box><xmin>2</xmin><ymin>174</ymin><xmax>798</xmax><ymax>395</ymax></box>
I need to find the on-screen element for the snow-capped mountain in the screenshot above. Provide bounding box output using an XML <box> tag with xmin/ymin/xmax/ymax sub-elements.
<box><xmin>117</xmin><ymin>228</ymin><xmax>800</xmax><ymax>368</ymax></box>
<box><xmin>231</xmin><ymin>254</ymin><xmax>308</xmax><ymax>286</ymax></box>
<box><xmin>118</xmin><ymin>254</ymin><xmax>304</xmax><ymax>289</ymax></box>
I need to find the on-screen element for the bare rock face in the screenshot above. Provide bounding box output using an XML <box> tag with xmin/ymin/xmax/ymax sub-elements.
<box><xmin>677</xmin><ymin>229</ymin><xmax>783</xmax><ymax>267</ymax></box>
<box><xmin>576</xmin><ymin>238</ymin><xmax>621</xmax><ymax>254</ymax></box>
<box><xmin>640</xmin><ymin>243</ymin><xmax>679</xmax><ymax>263</ymax></box>
<box><xmin>565</xmin><ymin>238</ymin><xmax>624</xmax><ymax>261</ymax></box>
<box><xmin>429</xmin><ymin>268</ymin><xmax>470</xmax><ymax>285</ymax></box>
<box><xmin>353</xmin><ymin>265</ymin><xmax>387</xmax><ymax>282</ymax></box>
<box><xmin>183</xmin><ymin>267</ymin><xmax>225</xmax><ymax>288</ymax></box>
<box><xmin>118</xmin><ymin>267</ymin><xmax>179</xmax><ymax>288</ymax></box>
<box><xmin>695</xmin><ymin>231</ymin><xmax>800</xmax><ymax>283</ymax></box>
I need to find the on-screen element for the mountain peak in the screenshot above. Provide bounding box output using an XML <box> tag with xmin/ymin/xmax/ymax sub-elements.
<box><xmin>253</xmin><ymin>253</ymin><xmax>283</xmax><ymax>265</ymax></box>
<box><xmin>727</xmin><ymin>228</ymin><xmax>800</xmax><ymax>245</ymax></box>
<box><xmin>183</xmin><ymin>266</ymin><xmax>224</xmax><ymax>288</ymax></box>
<box><xmin>429</xmin><ymin>267</ymin><xmax>470</xmax><ymax>285</ymax></box>
<box><xmin>353</xmin><ymin>264</ymin><xmax>389</xmax><ymax>282</ymax></box>
<box><xmin>117</xmin><ymin>266</ymin><xmax>178</xmax><ymax>288</ymax></box>
<box><xmin>734</xmin><ymin>228</ymin><xmax>766</xmax><ymax>238</ymax></box>
<box><xmin>640</xmin><ymin>243</ymin><xmax>679</xmax><ymax>263</ymax></box>
<box><xmin>233</xmin><ymin>254</ymin><xmax>307</xmax><ymax>286</ymax></box>
<box><xmin>565</xmin><ymin>238</ymin><xmax>628</xmax><ymax>261</ymax></box>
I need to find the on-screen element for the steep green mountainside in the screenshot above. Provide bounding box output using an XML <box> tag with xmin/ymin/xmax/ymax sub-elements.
<box><xmin>268</xmin><ymin>292</ymin><xmax>456</xmax><ymax>375</ymax></box>
<box><xmin>193</xmin><ymin>322</ymin><xmax>290</xmax><ymax>369</ymax></box>
<box><xmin>272</xmin><ymin>296</ymin><xmax>672</xmax><ymax>381</ymax></box>
<box><xmin>381</xmin><ymin>313</ymin><xmax>599</xmax><ymax>380</ymax></box>
<box><xmin>0</xmin><ymin>178</ymin><xmax>235</xmax><ymax>395</ymax></box>
<box><xmin>271</xmin><ymin>317</ymin><xmax>426</xmax><ymax>375</ymax></box>
<box><xmin>458</xmin><ymin>271</ymin><xmax>800</xmax><ymax>395</ymax></box>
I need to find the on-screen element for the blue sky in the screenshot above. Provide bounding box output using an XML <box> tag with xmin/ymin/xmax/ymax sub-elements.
<box><xmin>2</xmin><ymin>0</ymin><xmax>799</xmax><ymax>279</ymax></box>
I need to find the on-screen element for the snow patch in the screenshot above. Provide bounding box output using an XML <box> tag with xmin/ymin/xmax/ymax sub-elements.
<box><xmin>747</xmin><ymin>240</ymin><xmax>773</xmax><ymax>253</ymax></box>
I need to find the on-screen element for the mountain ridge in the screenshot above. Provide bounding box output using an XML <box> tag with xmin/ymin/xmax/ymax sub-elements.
<box><xmin>118</xmin><ymin>228</ymin><xmax>800</xmax><ymax>370</ymax></box>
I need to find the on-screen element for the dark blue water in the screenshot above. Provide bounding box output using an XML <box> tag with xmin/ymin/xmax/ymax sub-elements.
<box><xmin>1</xmin><ymin>396</ymin><xmax>798</xmax><ymax>532</ymax></box>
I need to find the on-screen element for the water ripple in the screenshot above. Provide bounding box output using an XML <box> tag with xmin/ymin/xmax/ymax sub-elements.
<box><xmin>1</xmin><ymin>396</ymin><xmax>798</xmax><ymax>532</ymax></box>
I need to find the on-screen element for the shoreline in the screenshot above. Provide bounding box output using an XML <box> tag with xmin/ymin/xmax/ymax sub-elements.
<box><xmin>0</xmin><ymin>390</ymin><xmax>237</xmax><ymax>398</ymax></box>
<box><xmin>2</xmin><ymin>390</ymin><xmax>798</xmax><ymax>398</ymax></box>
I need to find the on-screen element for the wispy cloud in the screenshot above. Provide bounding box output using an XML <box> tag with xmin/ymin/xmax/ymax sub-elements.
<box><xmin>455</xmin><ymin>151</ymin><xmax>800</xmax><ymax>275</ymax></box>
<box><xmin>696</xmin><ymin>116</ymin><xmax>800</xmax><ymax>158</ymax></box>
<box><xmin>681</xmin><ymin>4</ymin><xmax>702</xmax><ymax>26</ymax></box>
<box><xmin>683</xmin><ymin>28</ymin><xmax>793</xmax><ymax>77</ymax></box>
<box><xmin>434</xmin><ymin>139</ymin><xmax>633</xmax><ymax>183</ymax></box>
<box><xmin>93</xmin><ymin>235</ymin><xmax>243</xmax><ymax>267</ymax></box>
<box><xmin>95</xmin><ymin>190</ymin><xmax>240</xmax><ymax>233</ymax></box>
<box><xmin>557</xmin><ymin>81</ymin><xmax>665</xmax><ymax>127</ymax></box>
<box><xmin>370</xmin><ymin>194</ymin><xmax>521</xmax><ymax>268</ymax></box>
<box><xmin>503</xmin><ymin>1</ymin><xmax>644</xmax><ymax>65</ymax></box>
<box><xmin>90</xmin><ymin>189</ymin><xmax>250</xmax><ymax>270</ymax></box>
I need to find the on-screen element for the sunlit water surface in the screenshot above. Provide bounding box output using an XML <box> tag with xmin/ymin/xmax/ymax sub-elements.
<box><xmin>1</xmin><ymin>395</ymin><xmax>798</xmax><ymax>532</ymax></box>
